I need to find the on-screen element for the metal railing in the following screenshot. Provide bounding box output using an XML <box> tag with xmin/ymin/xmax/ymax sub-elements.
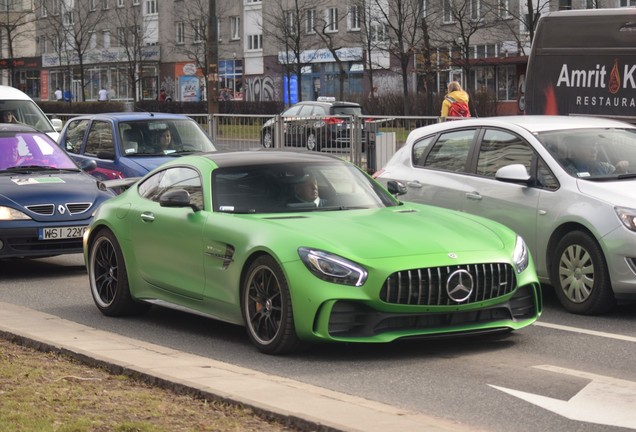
<box><xmin>47</xmin><ymin>112</ymin><xmax>442</xmax><ymax>172</ymax></box>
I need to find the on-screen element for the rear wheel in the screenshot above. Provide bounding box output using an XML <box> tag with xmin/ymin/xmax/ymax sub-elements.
<box><xmin>241</xmin><ymin>255</ymin><xmax>300</xmax><ymax>354</ymax></box>
<box><xmin>306</xmin><ymin>132</ymin><xmax>319</xmax><ymax>151</ymax></box>
<box><xmin>88</xmin><ymin>229</ymin><xmax>150</xmax><ymax>316</ymax></box>
<box><xmin>262</xmin><ymin>128</ymin><xmax>274</xmax><ymax>148</ymax></box>
<box><xmin>550</xmin><ymin>231</ymin><xmax>615</xmax><ymax>315</ymax></box>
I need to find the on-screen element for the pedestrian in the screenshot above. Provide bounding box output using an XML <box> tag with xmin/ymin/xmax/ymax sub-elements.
<box><xmin>55</xmin><ymin>87</ymin><xmax>63</xmax><ymax>101</ymax></box>
<box><xmin>98</xmin><ymin>87</ymin><xmax>109</xmax><ymax>101</ymax></box>
<box><xmin>159</xmin><ymin>88</ymin><xmax>167</xmax><ymax>102</ymax></box>
<box><xmin>441</xmin><ymin>81</ymin><xmax>471</xmax><ymax>119</ymax></box>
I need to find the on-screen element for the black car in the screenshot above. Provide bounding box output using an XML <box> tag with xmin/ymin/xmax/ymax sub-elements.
<box><xmin>261</xmin><ymin>98</ymin><xmax>365</xmax><ymax>151</ymax></box>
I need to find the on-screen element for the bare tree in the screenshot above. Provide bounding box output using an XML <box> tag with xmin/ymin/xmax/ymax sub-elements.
<box><xmin>367</xmin><ymin>0</ymin><xmax>427</xmax><ymax>114</ymax></box>
<box><xmin>41</xmin><ymin>1</ymin><xmax>107</xmax><ymax>101</ymax></box>
<box><xmin>0</xmin><ymin>2</ymin><xmax>36</xmax><ymax>87</ymax></box>
<box><xmin>428</xmin><ymin>0</ymin><xmax>502</xmax><ymax>96</ymax></box>
<box><xmin>312</xmin><ymin>4</ymin><xmax>361</xmax><ymax>101</ymax></box>
<box><xmin>113</xmin><ymin>5</ymin><xmax>153</xmax><ymax>103</ymax></box>
<box><xmin>494</xmin><ymin>0</ymin><xmax>551</xmax><ymax>55</ymax></box>
<box><xmin>262</xmin><ymin>0</ymin><xmax>322</xmax><ymax>103</ymax></box>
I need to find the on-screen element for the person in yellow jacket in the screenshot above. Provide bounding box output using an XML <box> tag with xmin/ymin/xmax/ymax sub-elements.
<box><xmin>441</xmin><ymin>81</ymin><xmax>471</xmax><ymax>118</ymax></box>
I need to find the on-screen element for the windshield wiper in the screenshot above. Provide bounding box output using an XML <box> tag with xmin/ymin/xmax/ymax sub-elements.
<box><xmin>617</xmin><ymin>173</ymin><xmax>636</xmax><ymax>180</ymax></box>
<box><xmin>5</xmin><ymin>165</ymin><xmax>62</xmax><ymax>171</ymax></box>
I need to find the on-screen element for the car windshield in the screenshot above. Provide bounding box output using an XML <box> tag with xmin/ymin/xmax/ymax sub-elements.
<box><xmin>537</xmin><ymin>128</ymin><xmax>636</xmax><ymax>179</ymax></box>
<box><xmin>0</xmin><ymin>100</ymin><xmax>55</xmax><ymax>133</ymax></box>
<box><xmin>118</xmin><ymin>119</ymin><xmax>216</xmax><ymax>156</ymax></box>
<box><xmin>213</xmin><ymin>160</ymin><xmax>398</xmax><ymax>214</ymax></box>
<box><xmin>0</xmin><ymin>132</ymin><xmax>78</xmax><ymax>172</ymax></box>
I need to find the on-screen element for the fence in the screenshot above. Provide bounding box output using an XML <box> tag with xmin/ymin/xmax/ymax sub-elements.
<box><xmin>47</xmin><ymin>112</ymin><xmax>442</xmax><ymax>173</ymax></box>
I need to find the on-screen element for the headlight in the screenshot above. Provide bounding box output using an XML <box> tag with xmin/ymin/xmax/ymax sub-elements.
<box><xmin>298</xmin><ymin>248</ymin><xmax>368</xmax><ymax>286</ymax></box>
<box><xmin>0</xmin><ymin>206</ymin><xmax>31</xmax><ymax>221</ymax></box>
<box><xmin>513</xmin><ymin>235</ymin><xmax>529</xmax><ymax>274</ymax></box>
<box><xmin>616</xmin><ymin>206</ymin><xmax>636</xmax><ymax>232</ymax></box>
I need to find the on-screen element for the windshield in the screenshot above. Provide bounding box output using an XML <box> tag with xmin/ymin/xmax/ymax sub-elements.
<box><xmin>0</xmin><ymin>132</ymin><xmax>77</xmax><ymax>172</ymax></box>
<box><xmin>118</xmin><ymin>119</ymin><xmax>216</xmax><ymax>156</ymax></box>
<box><xmin>537</xmin><ymin>128</ymin><xmax>636</xmax><ymax>179</ymax></box>
<box><xmin>213</xmin><ymin>160</ymin><xmax>398</xmax><ymax>214</ymax></box>
<box><xmin>0</xmin><ymin>100</ymin><xmax>55</xmax><ymax>133</ymax></box>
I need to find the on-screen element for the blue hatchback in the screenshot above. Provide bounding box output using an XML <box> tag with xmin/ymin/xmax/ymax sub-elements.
<box><xmin>0</xmin><ymin>124</ymin><xmax>113</xmax><ymax>258</ymax></box>
<box><xmin>58</xmin><ymin>113</ymin><xmax>216</xmax><ymax>180</ymax></box>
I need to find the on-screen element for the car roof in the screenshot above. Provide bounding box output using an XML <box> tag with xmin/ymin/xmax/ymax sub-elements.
<box><xmin>200</xmin><ymin>149</ymin><xmax>345</xmax><ymax>168</ymax></box>
<box><xmin>0</xmin><ymin>85</ymin><xmax>33</xmax><ymax>101</ymax></box>
<box><xmin>294</xmin><ymin>100</ymin><xmax>361</xmax><ymax>108</ymax></box>
<box><xmin>413</xmin><ymin>115</ymin><xmax>635</xmax><ymax>136</ymax></box>
<box><xmin>67</xmin><ymin>112</ymin><xmax>194</xmax><ymax>121</ymax></box>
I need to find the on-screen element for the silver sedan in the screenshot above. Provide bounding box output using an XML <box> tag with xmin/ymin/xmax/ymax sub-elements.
<box><xmin>374</xmin><ymin>115</ymin><xmax>636</xmax><ymax>315</ymax></box>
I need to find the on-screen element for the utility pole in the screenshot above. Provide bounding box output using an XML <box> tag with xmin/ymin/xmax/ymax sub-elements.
<box><xmin>207</xmin><ymin>0</ymin><xmax>219</xmax><ymax>115</ymax></box>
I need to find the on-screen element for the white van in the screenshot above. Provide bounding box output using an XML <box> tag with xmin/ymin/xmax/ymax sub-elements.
<box><xmin>0</xmin><ymin>85</ymin><xmax>63</xmax><ymax>140</ymax></box>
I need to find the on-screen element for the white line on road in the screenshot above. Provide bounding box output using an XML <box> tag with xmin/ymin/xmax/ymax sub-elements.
<box><xmin>533</xmin><ymin>321</ymin><xmax>636</xmax><ymax>343</ymax></box>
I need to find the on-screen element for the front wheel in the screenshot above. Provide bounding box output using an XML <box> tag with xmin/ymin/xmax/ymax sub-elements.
<box><xmin>88</xmin><ymin>229</ymin><xmax>150</xmax><ymax>316</ymax></box>
<box><xmin>549</xmin><ymin>231</ymin><xmax>614</xmax><ymax>315</ymax></box>
<box><xmin>241</xmin><ymin>255</ymin><xmax>300</xmax><ymax>354</ymax></box>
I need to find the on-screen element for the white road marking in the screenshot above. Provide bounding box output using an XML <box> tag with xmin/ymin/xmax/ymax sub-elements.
<box><xmin>490</xmin><ymin>365</ymin><xmax>636</xmax><ymax>430</ymax></box>
<box><xmin>533</xmin><ymin>321</ymin><xmax>636</xmax><ymax>343</ymax></box>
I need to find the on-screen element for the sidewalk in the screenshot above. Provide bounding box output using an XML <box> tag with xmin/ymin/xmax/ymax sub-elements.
<box><xmin>0</xmin><ymin>302</ymin><xmax>474</xmax><ymax>432</ymax></box>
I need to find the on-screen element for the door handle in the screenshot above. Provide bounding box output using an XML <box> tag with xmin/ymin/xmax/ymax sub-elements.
<box><xmin>406</xmin><ymin>180</ymin><xmax>423</xmax><ymax>188</ymax></box>
<box><xmin>466</xmin><ymin>192</ymin><xmax>482</xmax><ymax>200</ymax></box>
<box><xmin>140</xmin><ymin>212</ymin><xmax>155</xmax><ymax>222</ymax></box>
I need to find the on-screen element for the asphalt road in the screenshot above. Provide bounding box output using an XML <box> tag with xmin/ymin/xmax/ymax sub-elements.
<box><xmin>2</xmin><ymin>254</ymin><xmax>635</xmax><ymax>432</ymax></box>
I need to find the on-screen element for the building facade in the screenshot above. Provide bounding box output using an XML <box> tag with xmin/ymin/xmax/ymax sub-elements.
<box><xmin>0</xmin><ymin>0</ymin><xmax>633</xmax><ymax>113</ymax></box>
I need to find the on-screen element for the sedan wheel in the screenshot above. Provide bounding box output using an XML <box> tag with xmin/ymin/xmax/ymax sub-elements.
<box><xmin>306</xmin><ymin>132</ymin><xmax>318</xmax><ymax>151</ymax></box>
<box><xmin>550</xmin><ymin>231</ymin><xmax>614</xmax><ymax>315</ymax></box>
<box><xmin>262</xmin><ymin>129</ymin><xmax>273</xmax><ymax>148</ymax></box>
<box><xmin>88</xmin><ymin>229</ymin><xmax>149</xmax><ymax>316</ymax></box>
<box><xmin>242</xmin><ymin>255</ymin><xmax>300</xmax><ymax>354</ymax></box>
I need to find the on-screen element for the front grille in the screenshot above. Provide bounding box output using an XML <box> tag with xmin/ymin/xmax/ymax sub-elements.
<box><xmin>26</xmin><ymin>204</ymin><xmax>54</xmax><ymax>215</ymax></box>
<box><xmin>327</xmin><ymin>284</ymin><xmax>539</xmax><ymax>338</ymax></box>
<box><xmin>25</xmin><ymin>202</ymin><xmax>92</xmax><ymax>216</ymax></box>
<box><xmin>7</xmin><ymin>236</ymin><xmax>82</xmax><ymax>252</ymax></box>
<box><xmin>380</xmin><ymin>263</ymin><xmax>516</xmax><ymax>306</ymax></box>
<box><xmin>66</xmin><ymin>203</ymin><xmax>92</xmax><ymax>214</ymax></box>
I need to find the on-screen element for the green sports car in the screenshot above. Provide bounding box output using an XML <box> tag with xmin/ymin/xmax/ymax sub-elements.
<box><xmin>85</xmin><ymin>150</ymin><xmax>542</xmax><ymax>354</ymax></box>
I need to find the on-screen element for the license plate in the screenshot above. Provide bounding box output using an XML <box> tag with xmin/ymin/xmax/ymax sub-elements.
<box><xmin>39</xmin><ymin>226</ymin><xmax>87</xmax><ymax>240</ymax></box>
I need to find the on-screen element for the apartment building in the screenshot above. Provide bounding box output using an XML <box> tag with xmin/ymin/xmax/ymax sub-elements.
<box><xmin>0</xmin><ymin>0</ymin><xmax>633</xmax><ymax>113</ymax></box>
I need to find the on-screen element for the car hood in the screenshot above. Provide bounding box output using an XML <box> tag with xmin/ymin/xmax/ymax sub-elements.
<box><xmin>0</xmin><ymin>171</ymin><xmax>109</xmax><ymax>221</ymax></box>
<box><xmin>125</xmin><ymin>155</ymin><xmax>180</xmax><ymax>173</ymax></box>
<box><xmin>577</xmin><ymin>179</ymin><xmax>636</xmax><ymax>208</ymax></box>
<box><xmin>258</xmin><ymin>204</ymin><xmax>509</xmax><ymax>261</ymax></box>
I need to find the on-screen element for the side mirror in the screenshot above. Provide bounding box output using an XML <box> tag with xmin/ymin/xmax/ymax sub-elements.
<box><xmin>78</xmin><ymin>159</ymin><xmax>97</xmax><ymax>172</ymax></box>
<box><xmin>495</xmin><ymin>164</ymin><xmax>532</xmax><ymax>185</ymax></box>
<box><xmin>387</xmin><ymin>180</ymin><xmax>407</xmax><ymax>196</ymax></box>
<box><xmin>160</xmin><ymin>188</ymin><xmax>200</xmax><ymax>212</ymax></box>
<box><xmin>51</xmin><ymin>118</ymin><xmax>64</xmax><ymax>132</ymax></box>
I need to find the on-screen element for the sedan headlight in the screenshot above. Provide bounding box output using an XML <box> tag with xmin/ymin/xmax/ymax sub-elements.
<box><xmin>0</xmin><ymin>206</ymin><xmax>31</xmax><ymax>221</ymax></box>
<box><xmin>298</xmin><ymin>248</ymin><xmax>368</xmax><ymax>286</ymax></box>
<box><xmin>616</xmin><ymin>206</ymin><xmax>636</xmax><ymax>232</ymax></box>
<box><xmin>513</xmin><ymin>235</ymin><xmax>529</xmax><ymax>274</ymax></box>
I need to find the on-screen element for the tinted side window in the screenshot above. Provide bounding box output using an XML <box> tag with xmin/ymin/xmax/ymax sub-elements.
<box><xmin>476</xmin><ymin>129</ymin><xmax>533</xmax><ymax>177</ymax></box>
<box><xmin>283</xmin><ymin>105</ymin><xmax>303</xmax><ymax>116</ymax></box>
<box><xmin>140</xmin><ymin>167</ymin><xmax>203</xmax><ymax>209</ymax></box>
<box><xmin>85</xmin><ymin>121</ymin><xmax>114</xmax><ymax>158</ymax></box>
<box><xmin>63</xmin><ymin>119</ymin><xmax>90</xmax><ymax>154</ymax></box>
<box><xmin>424</xmin><ymin>129</ymin><xmax>475</xmax><ymax>172</ymax></box>
<box><xmin>412</xmin><ymin>136</ymin><xmax>436</xmax><ymax>167</ymax></box>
